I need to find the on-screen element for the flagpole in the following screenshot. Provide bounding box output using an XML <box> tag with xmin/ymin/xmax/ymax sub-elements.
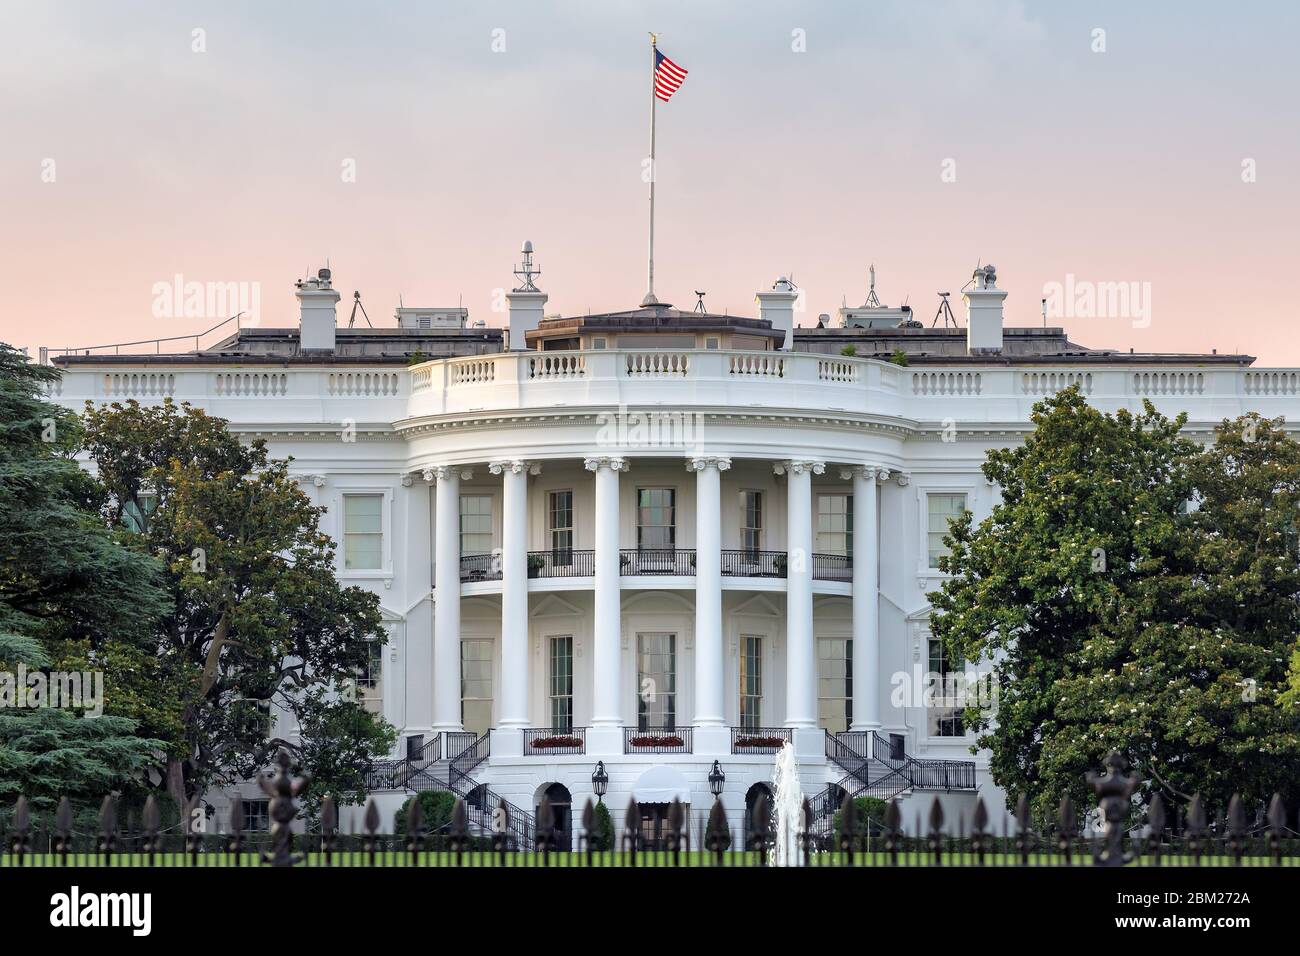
<box><xmin>643</xmin><ymin>31</ymin><xmax>658</xmax><ymax>306</ymax></box>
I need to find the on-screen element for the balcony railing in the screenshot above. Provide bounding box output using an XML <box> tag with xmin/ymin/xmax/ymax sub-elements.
<box><xmin>720</xmin><ymin>549</ymin><xmax>786</xmax><ymax>578</ymax></box>
<box><xmin>624</xmin><ymin>725</ymin><xmax>693</xmax><ymax>754</ymax></box>
<box><xmin>522</xmin><ymin>726</ymin><xmax>587</xmax><ymax>755</ymax></box>
<box><xmin>527</xmin><ymin>549</ymin><xmax>595</xmax><ymax>578</ymax></box>
<box><xmin>731</xmin><ymin>726</ymin><xmax>793</xmax><ymax>754</ymax></box>
<box><xmin>456</xmin><ymin>548</ymin><xmax>848</xmax><ymax>584</ymax></box>
<box><xmin>812</xmin><ymin>553</ymin><xmax>852</xmax><ymax>582</ymax></box>
<box><xmin>619</xmin><ymin>548</ymin><xmax>696</xmax><ymax>576</ymax></box>
<box><xmin>459</xmin><ymin>553</ymin><xmax>501</xmax><ymax>583</ymax></box>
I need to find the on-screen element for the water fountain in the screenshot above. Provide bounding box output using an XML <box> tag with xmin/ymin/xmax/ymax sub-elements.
<box><xmin>769</xmin><ymin>741</ymin><xmax>805</xmax><ymax>866</ymax></box>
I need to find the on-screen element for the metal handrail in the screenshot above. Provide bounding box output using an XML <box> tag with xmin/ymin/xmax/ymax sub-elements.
<box><xmin>720</xmin><ymin>549</ymin><xmax>786</xmax><ymax>577</ymax></box>
<box><xmin>52</xmin><ymin>313</ymin><xmax>244</xmax><ymax>358</ymax></box>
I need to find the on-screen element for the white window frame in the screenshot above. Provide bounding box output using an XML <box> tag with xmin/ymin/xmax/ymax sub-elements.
<box><xmin>917</xmin><ymin>484</ymin><xmax>975</xmax><ymax>579</ymax></box>
<box><xmin>336</xmin><ymin>487</ymin><xmax>394</xmax><ymax>580</ymax></box>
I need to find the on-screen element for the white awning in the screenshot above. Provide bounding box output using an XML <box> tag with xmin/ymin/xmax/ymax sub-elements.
<box><xmin>632</xmin><ymin>765</ymin><xmax>691</xmax><ymax>804</ymax></box>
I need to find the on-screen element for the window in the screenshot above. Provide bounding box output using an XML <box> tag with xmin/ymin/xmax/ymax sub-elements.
<box><xmin>927</xmin><ymin>493</ymin><xmax>967</xmax><ymax>569</ymax></box>
<box><xmin>705</xmin><ymin>337</ymin><xmax>720</xmax><ymax>350</ymax></box>
<box><xmin>740</xmin><ymin>491</ymin><xmax>763</xmax><ymax>555</ymax></box>
<box><xmin>739</xmin><ymin>636</ymin><xmax>763</xmax><ymax>729</ymax></box>
<box><xmin>122</xmin><ymin>492</ymin><xmax>157</xmax><ymax>534</ymax></box>
<box><xmin>927</xmin><ymin>637</ymin><xmax>965</xmax><ymax>737</ymax></box>
<box><xmin>242</xmin><ymin>798</ymin><xmax>270</xmax><ymax>833</ymax></box>
<box><xmin>234</xmin><ymin>699</ymin><xmax>273</xmax><ymax>740</ymax></box>
<box><xmin>548</xmin><ymin>490</ymin><xmax>574</xmax><ymax>564</ymax></box>
<box><xmin>592</xmin><ymin>337</ymin><xmax>607</xmax><ymax>350</ymax></box>
<box><xmin>816</xmin><ymin>494</ymin><xmax>853</xmax><ymax>556</ymax></box>
<box><xmin>357</xmin><ymin>640</ymin><xmax>383</xmax><ymax>713</ymax></box>
<box><xmin>549</xmin><ymin>636</ymin><xmax>573</xmax><ymax>731</ymax></box>
<box><xmin>816</xmin><ymin>638</ymin><xmax>852</xmax><ymax>733</ymax></box>
<box><xmin>342</xmin><ymin>494</ymin><xmax>383</xmax><ymax>570</ymax></box>
<box><xmin>460</xmin><ymin>638</ymin><xmax>493</xmax><ymax>736</ymax></box>
<box><xmin>637</xmin><ymin>633</ymin><xmax>676</xmax><ymax>731</ymax></box>
<box><xmin>637</xmin><ymin>488</ymin><xmax>676</xmax><ymax>550</ymax></box>
<box><xmin>459</xmin><ymin>495</ymin><xmax>493</xmax><ymax>555</ymax></box>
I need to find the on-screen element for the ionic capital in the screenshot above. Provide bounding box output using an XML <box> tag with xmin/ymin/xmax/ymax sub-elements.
<box><xmin>430</xmin><ymin>465</ymin><xmax>472</xmax><ymax>482</ymax></box>
<box><xmin>686</xmin><ymin>455</ymin><xmax>732</xmax><ymax>473</ymax></box>
<box><xmin>584</xmin><ymin>456</ymin><xmax>629</xmax><ymax>473</ymax></box>
<box><xmin>489</xmin><ymin>459</ymin><xmax>542</xmax><ymax>477</ymax></box>
<box><xmin>774</xmin><ymin>460</ymin><xmax>825</xmax><ymax>477</ymax></box>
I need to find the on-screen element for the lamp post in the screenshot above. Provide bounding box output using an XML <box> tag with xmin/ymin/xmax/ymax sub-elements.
<box><xmin>708</xmin><ymin>760</ymin><xmax>725</xmax><ymax>798</ymax></box>
<box><xmin>592</xmin><ymin>761</ymin><xmax>609</xmax><ymax>804</ymax></box>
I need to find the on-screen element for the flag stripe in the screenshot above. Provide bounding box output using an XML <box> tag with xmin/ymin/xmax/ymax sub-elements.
<box><xmin>654</xmin><ymin>49</ymin><xmax>688</xmax><ymax>102</ymax></box>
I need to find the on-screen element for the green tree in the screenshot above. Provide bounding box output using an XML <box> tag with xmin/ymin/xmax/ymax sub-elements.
<box><xmin>0</xmin><ymin>344</ymin><xmax>170</xmax><ymax>815</ymax></box>
<box><xmin>80</xmin><ymin>398</ymin><xmax>394</xmax><ymax>806</ymax></box>
<box><xmin>931</xmin><ymin>389</ymin><xmax>1300</xmax><ymax>816</ymax></box>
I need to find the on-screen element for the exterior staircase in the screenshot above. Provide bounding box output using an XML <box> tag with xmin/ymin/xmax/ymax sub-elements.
<box><xmin>809</xmin><ymin>730</ymin><xmax>977</xmax><ymax>844</ymax></box>
<box><xmin>364</xmin><ymin>731</ymin><xmax>538</xmax><ymax>851</ymax></box>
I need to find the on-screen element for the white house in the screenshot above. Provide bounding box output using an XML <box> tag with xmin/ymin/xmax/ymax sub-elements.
<box><xmin>43</xmin><ymin>252</ymin><xmax>1290</xmax><ymax>845</ymax></box>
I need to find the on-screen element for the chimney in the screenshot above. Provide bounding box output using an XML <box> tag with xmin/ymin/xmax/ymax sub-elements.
<box><xmin>507</xmin><ymin>240</ymin><xmax>547</xmax><ymax>351</ymax></box>
<box><xmin>756</xmin><ymin>276</ymin><xmax>798</xmax><ymax>350</ymax></box>
<box><xmin>964</xmin><ymin>263</ymin><xmax>1006</xmax><ymax>354</ymax></box>
<box><xmin>296</xmin><ymin>267</ymin><xmax>340</xmax><ymax>352</ymax></box>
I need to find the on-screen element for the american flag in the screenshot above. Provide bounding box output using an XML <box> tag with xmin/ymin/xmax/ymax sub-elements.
<box><xmin>653</xmin><ymin>49</ymin><xmax>688</xmax><ymax>101</ymax></box>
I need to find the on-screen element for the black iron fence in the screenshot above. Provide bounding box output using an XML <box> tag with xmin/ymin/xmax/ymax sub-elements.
<box><xmin>527</xmin><ymin>549</ymin><xmax>595</xmax><ymax>577</ymax></box>
<box><xmin>453</xmin><ymin>549</ymin><xmax>853</xmax><ymax>582</ymax></box>
<box><xmin>523</xmin><ymin>727</ymin><xmax>587</xmax><ymax>755</ymax></box>
<box><xmin>459</xmin><ymin>553</ymin><xmax>501</xmax><ymax>582</ymax></box>
<box><xmin>731</xmin><ymin>726</ymin><xmax>793</xmax><ymax>754</ymax></box>
<box><xmin>5</xmin><ymin>753</ymin><xmax>1298</xmax><ymax>868</ymax></box>
<box><xmin>812</xmin><ymin>552</ymin><xmax>852</xmax><ymax>581</ymax></box>
<box><xmin>720</xmin><ymin>549</ymin><xmax>786</xmax><ymax>577</ymax></box>
<box><xmin>624</xmin><ymin>725</ymin><xmax>693</xmax><ymax>754</ymax></box>
<box><xmin>619</xmin><ymin>548</ymin><xmax>696</xmax><ymax>575</ymax></box>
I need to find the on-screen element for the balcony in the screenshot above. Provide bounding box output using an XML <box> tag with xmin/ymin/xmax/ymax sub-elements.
<box><xmin>527</xmin><ymin>549</ymin><xmax>595</xmax><ymax>577</ymax></box>
<box><xmin>731</xmin><ymin>726</ymin><xmax>793</xmax><ymax>755</ymax></box>
<box><xmin>619</xmin><ymin>548</ymin><xmax>696</xmax><ymax>575</ymax></box>
<box><xmin>720</xmin><ymin>549</ymin><xmax>786</xmax><ymax>577</ymax></box>
<box><xmin>522</xmin><ymin>726</ymin><xmax>587</xmax><ymax>756</ymax></box>
<box><xmin>624</xmin><ymin>726</ymin><xmax>693</xmax><ymax>754</ymax></box>
<box><xmin>459</xmin><ymin>553</ymin><xmax>501</xmax><ymax>583</ymax></box>
<box><xmin>459</xmin><ymin>549</ymin><xmax>850</xmax><ymax>584</ymax></box>
<box><xmin>812</xmin><ymin>553</ymin><xmax>852</xmax><ymax>582</ymax></box>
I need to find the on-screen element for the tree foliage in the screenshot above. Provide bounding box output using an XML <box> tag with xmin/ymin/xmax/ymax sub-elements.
<box><xmin>79</xmin><ymin>398</ymin><xmax>394</xmax><ymax>804</ymax></box>
<box><xmin>931</xmin><ymin>388</ymin><xmax>1300</xmax><ymax>818</ymax></box>
<box><xmin>0</xmin><ymin>344</ymin><xmax>169</xmax><ymax>813</ymax></box>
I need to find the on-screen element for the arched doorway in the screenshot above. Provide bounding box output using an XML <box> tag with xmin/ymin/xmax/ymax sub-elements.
<box><xmin>536</xmin><ymin>783</ymin><xmax>572</xmax><ymax>851</ymax></box>
<box><xmin>745</xmin><ymin>782</ymin><xmax>774</xmax><ymax>834</ymax></box>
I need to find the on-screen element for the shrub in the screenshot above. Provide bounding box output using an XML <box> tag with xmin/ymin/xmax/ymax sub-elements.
<box><xmin>833</xmin><ymin>796</ymin><xmax>889</xmax><ymax>847</ymax></box>
<box><xmin>394</xmin><ymin>790</ymin><xmax>457</xmax><ymax>835</ymax></box>
<box><xmin>588</xmin><ymin>801</ymin><xmax>615</xmax><ymax>851</ymax></box>
<box><xmin>840</xmin><ymin>344</ymin><xmax>858</xmax><ymax>357</ymax></box>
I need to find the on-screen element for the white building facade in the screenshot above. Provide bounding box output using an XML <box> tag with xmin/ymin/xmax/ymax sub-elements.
<box><xmin>44</xmin><ymin>258</ymin><xmax>1293</xmax><ymax>844</ymax></box>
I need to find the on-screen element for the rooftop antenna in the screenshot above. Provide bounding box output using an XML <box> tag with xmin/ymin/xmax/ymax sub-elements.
<box><xmin>348</xmin><ymin>290</ymin><xmax>373</xmax><ymax>328</ymax></box>
<box><xmin>931</xmin><ymin>292</ymin><xmax>958</xmax><ymax>328</ymax></box>
<box><xmin>1041</xmin><ymin>297</ymin><xmax>1048</xmax><ymax>328</ymax></box>
<box><xmin>865</xmin><ymin>264</ymin><xmax>882</xmax><ymax>307</ymax></box>
<box><xmin>693</xmin><ymin>290</ymin><xmax>708</xmax><ymax>313</ymax></box>
<box><xmin>513</xmin><ymin>240</ymin><xmax>541</xmax><ymax>292</ymax></box>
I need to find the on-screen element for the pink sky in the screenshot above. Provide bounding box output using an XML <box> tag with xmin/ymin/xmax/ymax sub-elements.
<box><xmin>3</xmin><ymin>1</ymin><xmax>1298</xmax><ymax>363</ymax></box>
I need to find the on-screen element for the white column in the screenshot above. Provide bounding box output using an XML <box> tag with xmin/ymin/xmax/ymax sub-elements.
<box><xmin>432</xmin><ymin>465</ymin><xmax>468</xmax><ymax>733</ymax></box>
<box><xmin>491</xmin><ymin>459</ymin><xmax>536</xmax><ymax>729</ymax></box>
<box><xmin>844</xmin><ymin>465</ymin><xmax>882</xmax><ymax>730</ymax></box>
<box><xmin>402</xmin><ymin>470</ymin><xmax>435</xmax><ymax>741</ymax></box>
<box><xmin>585</xmin><ymin>456</ymin><xmax>627</xmax><ymax>737</ymax></box>
<box><xmin>778</xmin><ymin>460</ymin><xmax>824</xmax><ymax>728</ymax></box>
<box><xmin>688</xmin><ymin>455</ymin><xmax>730</xmax><ymax>733</ymax></box>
